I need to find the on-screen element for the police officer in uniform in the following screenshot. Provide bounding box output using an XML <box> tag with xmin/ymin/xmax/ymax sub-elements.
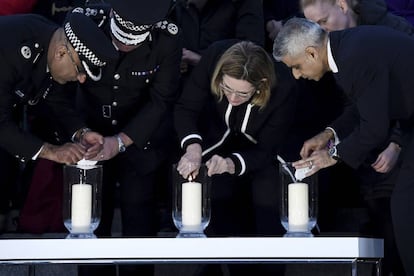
<box><xmin>65</xmin><ymin>2</ymin><xmax>181</xmax><ymax>275</ymax></box>
<box><xmin>0</xmin><ymin>11</ymin><xmax>117</xmax><ymax>165</ymax></box>
<box><xmin>63</xmin><ymin>0</ymin><xmax>181</xmax><ymax>239</ymax></box>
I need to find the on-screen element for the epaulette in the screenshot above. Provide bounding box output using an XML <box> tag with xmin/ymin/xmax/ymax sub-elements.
<box><xmin>19</xmin><ymin>41</ymin><xmax>44</xmax><ymax>65</ymax></box>
<box><xmin>72</xmin><ymin>4</ymin><xmax>111</xmax><ymax>28</ymax></box>
<box><xmin>153</xmin><ymin>20</ymin><xmax>179</xmax><ymax>36</ymax></box>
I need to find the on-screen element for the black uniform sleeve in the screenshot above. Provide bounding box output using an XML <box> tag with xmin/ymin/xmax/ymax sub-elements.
<box><xmin>0</xmin><ymin>65</ymin><xmax>43</xmax><ymax>160</ymax></box>
<box><xmin>123</xmin><ymin>33</ymin><xmax>182</xmax><ymax>148</ymax></box>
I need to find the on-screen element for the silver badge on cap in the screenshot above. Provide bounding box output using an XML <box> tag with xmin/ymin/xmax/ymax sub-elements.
<box><xmin>21</xmin><ymin>46</ymin><xmax>32</xmax><ymax>59</ymax></box>
<box><xmin>167</xmin><ymin>23</ymin><xmax>178</xmax><ymax>35</ymax></box>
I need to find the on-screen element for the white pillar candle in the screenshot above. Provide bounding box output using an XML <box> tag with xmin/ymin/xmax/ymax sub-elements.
<box><xmin>182</xmin><ymin>181</ymin><xmax>202</xmax><ymax>226</ymax></box>
<box><xmin>71</xmin><ymin>184</ymin><xmax>92</xmax><ymax>233</ymax></box>
<box><xmin>288</xmin><ymin>182</ymin><xmax>309</xmax><ymax>232</ymax></box>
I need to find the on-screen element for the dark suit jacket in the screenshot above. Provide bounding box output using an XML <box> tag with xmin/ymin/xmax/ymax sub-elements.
<box><xmin>174</xmin><ymin>40</ymin><xmax>298</xmax><ymax>176</ymax></box>
<box><xmin>329</xmin><ymin>25</ymin><xmax>414</xmax><ymax>168</ymax></box>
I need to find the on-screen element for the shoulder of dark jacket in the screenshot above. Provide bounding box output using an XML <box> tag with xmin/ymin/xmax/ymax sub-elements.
<box><xmin>7</xmin><ymin>14</ymin><xmax>55</xmax><ymax>65</ymax></box>
<box><xmin>152</xmin><ymin>19</ymin><xmax>180</xmax><ymax>38</ymax></box>
<box><xmin>199</xmin><ymin>39</ymin><xmax>241</xmax><ymax>75</ymax></box>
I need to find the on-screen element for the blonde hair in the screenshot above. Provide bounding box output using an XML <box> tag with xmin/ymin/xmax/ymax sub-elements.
<box><xmin>211</xmin><ymin>41</ymin><xmax>276</xmax><ymax>108</ymax></box>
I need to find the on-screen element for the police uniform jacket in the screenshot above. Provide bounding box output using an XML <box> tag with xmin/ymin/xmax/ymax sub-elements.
<box><xmin>0</xmin><ymin>14</ymin><xmax>58</xmax><ymax>161</ymax></box>
<box><xmin>328</xmin><ymin>25</ymin><xmax>414</xmax><ymax>169</ymax></box>
<box><xmin>174</xmin><ymin>40</ymin><xmax>298</xmax><ymax>176</ymax></box>
<box><xmin>70</xmin><ymin>17</ymin><xmax>181</xmax><ymax>151</ymax></box>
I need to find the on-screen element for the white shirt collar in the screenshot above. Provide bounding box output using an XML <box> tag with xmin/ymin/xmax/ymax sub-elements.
<box><xmin>327</xmin><ymin>38</ymin><xmax>339</xmax><ymax>73</ymax></box>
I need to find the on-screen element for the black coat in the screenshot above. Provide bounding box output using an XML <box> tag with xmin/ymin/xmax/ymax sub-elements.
<box><xmin>357</xmin><ymin>0</ymin><xmax>414</xmax><ymax>35</ymax></box>
<box><xmin>174</xmin><ymin>40</ymin><xmax>298</xmax><ymax>175</ymax></box>
<box><xmin>171</xmin><ymin>0</ymin><xmax>264</xmax><ymax>52</ymax></box>
<box><xmin>0</xmin><ymin>14</ymin><xmax>58</xmax><ymax>161</ymax></box>
<box><xmin>329</xmin><ymin>25</ymin><xmax>414</xmax><ymax>168</ymax></box>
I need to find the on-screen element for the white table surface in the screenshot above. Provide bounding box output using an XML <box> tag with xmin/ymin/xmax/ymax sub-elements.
<box><xmin>0</xmin><ymin>237</ymin><xmax>383</xmax><ymax>264</ymax></box>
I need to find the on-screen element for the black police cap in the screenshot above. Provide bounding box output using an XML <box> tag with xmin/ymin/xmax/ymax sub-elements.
<box><xmin>108</xmin><ymin>0</ymin><xmax>171</xmax><ymax>45</ymax></box>
<box><xmin>109</xmin><ymin>0</ymin><xmax>171</xmax><ymax>25</ymax></box>
<box><xmin>64</xmin><ymin>8</ymin><xmax>118</xmax><ymax>81</ymax></box>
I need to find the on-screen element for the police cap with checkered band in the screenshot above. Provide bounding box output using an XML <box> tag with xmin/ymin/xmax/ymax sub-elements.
<box><xmin>64</xmin><ymin>8</ymin><xmax>118</xmax><ymax>81</ymax></box>
<box><xmin>108</xmin><ymin>0</ymin><xmax>172</xmax><ymax>45</ymax></box>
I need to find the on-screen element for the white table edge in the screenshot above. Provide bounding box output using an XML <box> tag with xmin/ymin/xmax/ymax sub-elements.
<box><xmin>0</xmin><ymin>237</ymin><xmax>383</xmax><ymax>264</ymax></box>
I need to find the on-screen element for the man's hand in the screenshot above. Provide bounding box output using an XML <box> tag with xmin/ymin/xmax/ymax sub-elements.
<box><xmin>39</xmin><ymin>142</ymin><xmax>86</xmax><ymax>164</ymax></box>
<box><xmin>293</xmin><ymin>149</ymin><xmax>337</xmax><ymax>178</ymax></box>
<box><xmin>80</xmin><ymin>131</ymin><xmax>104</xmax><ymax>159</ymax></box>
<box><xmin>182</xmin><ymin>48</ymin><xmax>201</xmax><ymax>67</ymax></box>
<box><xmin>206</xmin><ymin>155</ymin><xmax>235</xmax><ymax>176</ymax></box>
<box><xmin>371</xmin><ymin>142</ymin><xmax>401</xmax><ymax>173</ymax></box>
<box><xmin>177</xmin><ymin>143</ymin><xmax>202</xmax><ymax>179</ymax></box>
<box><xmin>90</xmin><ymin>136</ymin><xmax>120</xmax><ymax>161</ymax></box>
<box><xmin>266</xmin><ymin>19</ymin><xmax>283</xmax><ymax>40</ymax></box>
<box><xmin>300</xmin><ymin>129</ymin><xmax>334</xmax><ymax>158</ymax></box>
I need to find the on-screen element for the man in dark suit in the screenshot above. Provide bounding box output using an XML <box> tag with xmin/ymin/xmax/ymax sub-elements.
<box><xmin>0</xmin><ymin>10</ymin><xmax>117</xmax><ymax>165</ymax></box>
<box><xmin>273</xmin><ymin>17</ymin><xmax>414</xmax><ymax>275</ymax></box>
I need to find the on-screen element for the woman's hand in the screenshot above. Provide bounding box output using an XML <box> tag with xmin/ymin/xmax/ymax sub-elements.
<box><xmin>206</xmin><ymin>155</ymin><xmax>235</xmax><ymax>176</ymax></box>
<box><xmin>177</xmin><ymin>143</ymin><xmax>202</xmax><ymax>179</ymax></box>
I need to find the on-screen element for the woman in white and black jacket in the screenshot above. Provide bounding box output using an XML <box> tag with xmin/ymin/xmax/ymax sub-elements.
<box><xmin>174</xmin><ymin>39</ymin><xmax>298</xmax><ymax>237</ymax></box>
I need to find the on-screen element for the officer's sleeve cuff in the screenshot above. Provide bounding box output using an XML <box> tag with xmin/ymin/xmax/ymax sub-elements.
<box><xmin>181</xmin><ymin>134</ymin><xmax>202</xmax><ymax>149</ymax></box>
<box><xmin>326</xmin><ymin>127</ymin><xmax>340</xmax><ymax>145</ymax></box>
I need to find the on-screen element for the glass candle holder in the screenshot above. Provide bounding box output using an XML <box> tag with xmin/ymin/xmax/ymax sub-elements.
<box><xmin>63</xmin><ymin>164</ymin><xmax>102</xmax><ymax>238</ymax></box>
<box><xmin>279</xmin><ymin>161</ymin><xmax>318</xmax><ymax>237</ymax></box>
<box><xmin>172</xmin><ymin>164</ymin><xmax>211</xmax><ymax>238</ymax></box>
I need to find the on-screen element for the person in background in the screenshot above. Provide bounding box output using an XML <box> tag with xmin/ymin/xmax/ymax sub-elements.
<box><xmin>301</xmin><ymin>0</ymin><xmax>414</xmax><ymax>34</ymax></box>
<box><xmin>33</xmin><ymin>0</ymin><xmax>86</xmax><ymax>24</ymax></box>
<box><xmin>32</xmin><ymin>0</ymin><xmax>85</xmax><ymax>24</ymax></box>
<box><xmin>170</xmin><ymin>0</ymin><xmax>264</xmax><ymax>82</ymax></box>
<box><xmin>385</xmin><ymin>0</ymin><xmax>414</xmax><ymax>26</ymax></box>
<box><xmin>273</xmin><ymin>17</ymin><xmax>414</xmax><ymax>276</ymax></box>
<box><xmin>0</xmin><ymin>0</ymin><xmax>38</xmax><ymax>15</ymax></box>
<box><xmin>263</xmin><ymin>0</ymin><xmax>301</xmax><ymax>51</ymax></box>
<box><xmin>175</xmin><ymin>39</ymin><xmax>297</xmax><ymax>275</ymax></box>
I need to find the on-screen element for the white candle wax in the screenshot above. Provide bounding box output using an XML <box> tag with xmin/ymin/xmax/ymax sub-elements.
<box><xmin>288</xmin><ymin>182</ymin><xmax>309</xmax><ymax>231</ymax></box>
<box><xmin>71</xmin><ymin>183</ymin><xmax>92</xmax><ymax>233</ymax></box>
<box><xmin>182</xmin><ymin>181</ymin><xmax>202</xmax><ymax>226</ymax></box>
